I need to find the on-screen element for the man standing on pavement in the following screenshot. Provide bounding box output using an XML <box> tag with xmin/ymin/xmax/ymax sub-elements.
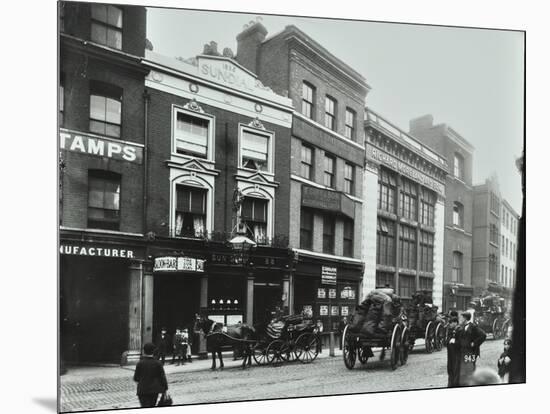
<box><xmin>457</xmin><ymin>311</ymin><xmax>487</xmax><ymax>386</ymax></box>
<box><xmin>155</xmin><ymin>327</ymin><xmax>171</xmax><ymax>366</ymax></box>
<box><xmin>446</xmin><ymin>316</ymin><xmax>461</xmax><ymax>387</ymax></box>
<box><xmin>133</xmin><ymin>342</ymin><xmax>168</xmax><ymax>408</ymax></box>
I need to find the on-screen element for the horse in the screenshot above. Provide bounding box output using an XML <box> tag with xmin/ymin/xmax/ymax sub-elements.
<box><xmin>196</xmin><ymin>317</ymin><xmax>256</xmax><ymax>370</ymax></box>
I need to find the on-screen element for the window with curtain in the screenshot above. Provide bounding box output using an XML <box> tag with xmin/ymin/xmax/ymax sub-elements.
<box><xmin>452</xmin><ymin>251</ymin><xmax>463</xmax><ymax>283</ymax></box>
<box><xmin>88</xmin><ymin>170</ymin><xmax>121</xmax><ymax>230</ymax></box>
<box><xmin>301</xmin><ymin>82</ymin><xmax>314</xmax><ymax>119</ymax></box>
<box><xmin>399</xmin><ymin>177</ymin><xmax>418</xmax><ymax>220</ymax></box>
<box><xmin>399</xmin><ymin>224</ymin><xmax>417</xmax><ymax>269</ymax></box>
<box><xmin>344</xmin><ymin>163</ymin><xmax>354</xmax><ymax>195</ymax></box>
<box><xmin>420</xmin><ymin>189</ymin><xmax>436</xmax><ymax>226</ymax></box>
<box><xmin>174</xmin><ymin>111</ymin><xmax>209</xmax><ymax>158</ymax></box>
<box><xmin>175</xmin><ymin>185</ymin><xmax>207</xmax><ymax>238</ymax></box>
<box><xmin>452</xmin><ymin>201</ymin><xmax>464</xmax><ymax>228</ymax></box>
<box><xmin>322</xmin><ymin>214</ymin><xmax>335</xmax><ymax>254</ymax></box>
<box><xmin>323</xmin><ymin>154</ymin><xmax>335</xmax><ymax>188</ymax></box>
<box><xmin>241</xmin><ymin>130</ymin><xmax>270</xmax><ymax>171</ymax></box>
<box><xmin>376</xmin><ymin>218</ymin><xmax>396</xmax><ymax>266</ymax></box>
<box><xmin>300</xmin><ymin>144</ymin><xmax>313</xmax><ymax>180</ymax></box>
<box><xmin>324</xmin><ymin>95</ymin><xmax>336</xmax><ymax>131</ymax></box>
<box><xmin>343</xmin><ymin>219</ymin><xmax>354</xmax><ymax>257</ymax></box>
<box><xmin>242</xmin><ymin>197</ymin><xmax>268</xmax><ymax>244</ymax></box>
<box><xmin>419</xmin><ymin>231</ymin><xmax>434</xmax><ymax>272</ymax></box>
<box><xmin>300</xmin><ymin>208</ymin><xmax>313</xmax><ymax>250</ymax></box>
<box><xmin>453</xmin><ymin>153</ymin><xmax>464</xmax><ymax>180</ymax></box>
<box><xmin>89</xmin><ymin>80</ymin><xmax>122</xmax><ymax>137</ymax></box>
<box><xmin>91</xmin><ymin>4</ymin><xmax>123</xmax><ymax>50</ymax></box>
<box><xmin>345</xmin><ymin>108</ymin><xmax>355</xmax><ymax>140</ymax></box>
<box><xmin>378</xmin><ymin>168</ymin><xmax>397</xmax><ymax>213</ymax></box>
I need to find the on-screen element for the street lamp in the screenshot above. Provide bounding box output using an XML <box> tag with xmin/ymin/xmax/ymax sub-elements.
<box><xmin>228</xmin><ymin>234</ymin><xmax>257</xmax><ymax>266</ymax></box>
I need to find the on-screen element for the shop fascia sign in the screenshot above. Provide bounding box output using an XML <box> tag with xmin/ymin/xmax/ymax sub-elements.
<box><xmin>59</xmin><ymin>244</ymin><xmax>136</xmax><ymax>258</ymax></box>
<box><xmin>321</xmin><ymin>266</ymin><xmax>337</xmax><ymax>285</ymax></box>
<box><xmin>366</xmin><ymin>143</ymin><xmax>445</xmax><ymax>195</ymax></box>
<box><xmin>59</xmin><ymin>129</ymin><xmax>143</xmax><ymax>164</ymax></box>
<box><xmin>302</xmin><ymin>186</ymin><xmax>355</xmax><ymax>219</ymax></box>
<box><xmin>153</xmin><ymin>256</ymin><xmax>205</xmax><ymax>272</ymax></box>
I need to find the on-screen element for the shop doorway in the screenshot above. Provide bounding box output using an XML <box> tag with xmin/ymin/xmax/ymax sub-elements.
<box><xmin>153</xmin><ymin>274</ymin><xmax>201</xmax><ymax>342</ymax></box>
<box><xmin>254</xmin><ymin>283</ymin><xmax>282</xmax><ymax>324</ymax></box>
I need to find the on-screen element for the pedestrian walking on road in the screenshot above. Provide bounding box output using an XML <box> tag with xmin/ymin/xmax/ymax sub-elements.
<box><xmin>133</xmin><ymin>342</ymin><xmax>168</xmax><ymax>408</ymax></box>
<box><xmin>446</xmin><ymin>316</ymin><xmax>461</xmax><ymax>387</ymax></box>
<box><xmin>497</xmin><ymin>339</ymin><xmax>512</xmax><ymax>382</ymax></box>
<box><xmin>155</xmin><ymin>327</ymin><xmax>171</xmax><ymax>366</ymax></box>
<box><xmin>457</xmin><ymin>311</ymin><xmax>487</xmax><ymax>386</ymax></box>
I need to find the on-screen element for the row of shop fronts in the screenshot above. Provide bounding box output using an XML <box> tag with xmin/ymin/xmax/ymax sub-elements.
<box><xmin>60</xmin><ymin>230</ymin><xmax>362</xmax><ymax>363</ymax></box>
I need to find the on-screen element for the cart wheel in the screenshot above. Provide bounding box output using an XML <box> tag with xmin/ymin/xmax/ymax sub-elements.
<box><xmin>252</xmin><ymin>344</ymin><xmax>269</xmax><ymax>366</ymax></box>
<box><xmin>501</xmin><ymin>320</ymin><xmax>510</xmax><ymax>339</ymax></box>
<box><xmin>400</xmin><ymin>326</ymin><xmax>409</xmax><ymax>365</ymax></box>
<box><xmin>266</xmin><ymin>340</ymin><xmax>285</xmax><ymax>366</ymax></box>
<box><xmin>358</xmin><ymin>346</ymin><xmax>370</xmax><ymax>364</ymax></box>
<box><xmin>425</xmin><ymin>321</ymin><xmax>434</xmax><ymax>354</ymax></box>
<box><xmin>492</xmin><ymin>318</ymin><xmax>502</xmax><ymax>340</ymax></box>
<box><xmin>390</xmin><ymin>324</ymin><xmax>401</xmax><ymax>370</ymax></box>
<box><xmin>295</xmin><ymin>332</ymin><xmax>319</xmax><ymax>364</ymax></box>
<box><xmin>434</xmin><ymin>322</ymin><xmax>445</xmax><ymax>351</ymax></box>
<box><xmin>280</xmin><ymin>340</ymin><xmax>297</xmax><ymax>362</ymax></box>
<box><xmin>342</xmin><ymin>325</ymin><xmax>356</xmax><ymax>370</ymax></box>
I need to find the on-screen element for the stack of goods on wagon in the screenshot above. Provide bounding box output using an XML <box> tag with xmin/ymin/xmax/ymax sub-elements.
<box><xmin>406</xmin><ymin>291</ymin><xmax>441</xmax><ymax>331</ymax></box>
<box><xmin>349</xmin><ymin>288</ymin><xmax>402</xmax><ymax>338</ymax></box>
<box><xmin>266</xmin><ymin>314</ymin><xmax>310</xmax><ymax>339</ymax></box>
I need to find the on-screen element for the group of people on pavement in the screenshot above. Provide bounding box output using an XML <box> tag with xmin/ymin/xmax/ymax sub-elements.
<box><xmin>154</xmin><ymin>326</ymin><xmax>193</xmax><ymax>366</ymax></box>
<box><xmin>446</xmin><ymin>310</ymin><xmax>512</xmax><ymax>387</ymax></box>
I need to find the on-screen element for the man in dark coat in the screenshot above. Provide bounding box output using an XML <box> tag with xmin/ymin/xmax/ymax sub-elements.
<box><xmin>446</xmin><ymin>317</ymin><xmax>461</xmax><ymax>387</ymax></box>
<box><xmin>457</xmin><ymin>311</ymin><xmax>487</xmax><ymax>386</ymax></box>
<box><xmin>155</xmin><ymin>327</ymin><xmax>171</xmax><ymax>365</ymax></box>
<box><xmin>133</xmin><ymin>342</ymin><xmax>168</xmax><ymax>408</ymax></box>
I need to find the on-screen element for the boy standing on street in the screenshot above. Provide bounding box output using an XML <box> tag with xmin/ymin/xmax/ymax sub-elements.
<box><xmin>497</xmin><ymin>339</ymin><xmax>512</xmax><ymax>382</ymax></box>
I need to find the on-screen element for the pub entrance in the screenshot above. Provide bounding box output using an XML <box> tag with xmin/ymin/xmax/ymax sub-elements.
<box><xmin>153</xmin><ymin>273</ymin><xmax>201</xmax><ymax>343</ymax></box>
<box><xmin>253</xmin><ymin>282</ymin><xmax>282</xmax><ymax>324</ymax></box>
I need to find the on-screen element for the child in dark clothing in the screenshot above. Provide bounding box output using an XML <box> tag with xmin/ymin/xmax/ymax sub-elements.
<box><xmin>497</xmin><ymin>339</ymin><xmax>512</xmax><ymax>381</ymax></box>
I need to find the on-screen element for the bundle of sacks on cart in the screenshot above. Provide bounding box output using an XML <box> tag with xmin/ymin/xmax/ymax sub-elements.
<box><xmin>470</xmin><ymin>294</ymin><xmax>504</xmax><ymax>314</ymax></box>
<box><xmin>405</xmin><ymin>290</ymin><xmax>442</xmax><ymax>331</ymax></box>
<box><xmin>349</xmin><ymin>288</ymin><xmax>402</xmax><ymax>338</ymax></box>
<box><xmin>266</xmin><ymin>314</ymin><xmax>311</xmax><ymax>339</ymax></box>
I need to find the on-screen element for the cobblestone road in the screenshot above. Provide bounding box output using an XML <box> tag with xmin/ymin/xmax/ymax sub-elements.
<box><xmin>60</xmin><ymin>339</ymin><xmax>505</xmax><ymax>412</ymax></box>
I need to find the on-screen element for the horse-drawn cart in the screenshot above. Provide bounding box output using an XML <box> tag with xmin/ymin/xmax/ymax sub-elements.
<box><xmin>253</xmin><ymin>314</ymin><xmax>319</xmax><ymax>366</ymax></box>
<box><xmin>342</xmin><ymin>288</ymin><xmax>409</xmax><ymax>370</ymax></box>
<box><xmin>404</xmin><ymin>291</ymin><xmax>446</xmax><ymax>353</ymax></box>
<box><xmin>470</xmin><ymin>294</ymin><xmax>509</xmax><ymax>340</ymax></box>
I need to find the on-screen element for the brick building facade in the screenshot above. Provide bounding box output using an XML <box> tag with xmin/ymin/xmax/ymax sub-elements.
<box><xmin>409</xmin><ymin>115</ymin><xmax>475</xmax><ymax>312</ymax></box>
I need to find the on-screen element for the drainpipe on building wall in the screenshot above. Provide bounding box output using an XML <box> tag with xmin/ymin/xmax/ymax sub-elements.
<box><xmin>142</xmin><ymin>90</ymin><xmax>150</xmax><ymax>234</ymax></box>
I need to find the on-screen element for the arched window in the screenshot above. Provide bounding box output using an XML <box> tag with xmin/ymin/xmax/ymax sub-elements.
<box><xmin>452</xmin><ymin>251</ymin><xmax>463</xmax><ymax>282</ymax></box>
<box><xmin>452</xmin><ymin>201</ymin><xmax>464</xmax><ymax>228</ymax></box>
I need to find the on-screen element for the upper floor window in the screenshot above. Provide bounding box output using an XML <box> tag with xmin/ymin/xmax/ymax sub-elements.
<box><xmin>343</xmin><ymin>219</ymin><xmax>354</xmax><ymax>257</ymax></box>
<box><xmin>420</xmin><ymin>189</ymin><xmax>436</xmax><ymax>227</ymax></box>
<box><xmin>91</xmin><ymin>4</ymin><xmax>123</xmax><ymax>50</ymax></box>
<box><xmin>490</xmin><ymin>223</ymin><xmax>499</xmax><ymax>245</ymax></box>
<box><xmin>345</xmin><ymin>108</ymin><xmax>356</xmax><ymax>140</ymax></box>
<box><xmin>301</xmin><ymin>82</ymin><xmax>315</xmax><ymax>119</ymax></box>
<box><xmin>324</xmin><ymin>96</ymin><xmax>336</xmax><ymax>131</ymax></box>
<box><xmin>452</xmin><ymin>251</ymin><xmax>463</xmax><ymax>283</ymax></box>
<box><xmin>323</xmin><ymin>154</ymin><xmax>335</xmax><ymax>188</ymax></box>
<box><xmin>300</xmin><ymin>144</ymin><xmax>313</xmax><ymax>180</ymax></box>
<box><xmin>175</xmin><ymin>185</ymin><xmax>206</xmax><ymax>238</ymax></box>
<box><xmin>242</xmin><ymin>197</ymin><xmax>268</xmax><ymax>244</ymax></box>
<box><xmin>241</xmin><ymin>129</ymin><xmax>270</xmax><ymax>172</ymax></box>
<box><xmin>399</xmin><ymin>275</ymin><xmax>415</xmax><ymax>299</ymax></box>
<box><xmin>322</xmin><ymin>214</ymin><xmax>335</xmax><ymax>254</ymax></box>
<box><xmin>89</xmin><ymin>81</ymin><xmax>122</xmax><ymax>138</ymax></box>
<box><xmin>88</xmin><ymin>170</ymin><xmax>121</xmax><ymax>230</ymax></box>
<box><xmin>399</xmin><ymin>224</ymin><xmax>417</xmax><ymax>269</ymax></box>
<box><xmin>490</xmin><ymin>192</ymin><xmax>500</xmax><ymax>215</ymax></box>
<box><xmin>452</xmin><ymin>201</ymin><xmax>464</xmax><ymax>228</ymax></box>
<box><xmin>501</xmin><ymin>235</ymin><xmax>505</xmax><ymax>255</ymax></box>
<box><xmin>300</xmin><ymin>208</ymin><xmax>314</xmax><ymax>250</ymax></box>
<box><xmin>344</xmin><ymin>163</ymin><xmax>354</xmax><ymax>195</ymax></box>
<box><xmin>174</xmin><ymin>110</ymin><xmax>211</xmax><ymax>159</ymax></box>
<box><xmin>419</xmin><ymin>231</ymin><xmax>434</xmax><ymax>272</ymax></box>
<box><xmin>399</xmin><ymin>177</ymin><xmax>418</xmax><ymax>221</ymax></box>
<box><xmin>376</xmin><ymin>218</ymin><xmax>396</xmax><ymax>266</ymax></box>
<box><xmin>378</xmin><ymin>168</ymin><xmax>397</xmax><ymax>213</ymax></box>
<box><xmin>454</xmin><ymin>153</ymin><xmax>464</xmax><ymax>180</ymax></box>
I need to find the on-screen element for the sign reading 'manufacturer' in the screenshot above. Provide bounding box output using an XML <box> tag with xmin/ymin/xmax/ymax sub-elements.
<box><xmin>60</xmin><ymin>244</ymin><xmax>136</xmax><ymax>258</ymax></box>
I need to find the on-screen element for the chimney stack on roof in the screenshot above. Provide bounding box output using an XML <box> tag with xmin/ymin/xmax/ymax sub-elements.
<box><xmin>235</xmin><ymin>17</ymin><xmax>268</xmax><ymax>74</ymax></box>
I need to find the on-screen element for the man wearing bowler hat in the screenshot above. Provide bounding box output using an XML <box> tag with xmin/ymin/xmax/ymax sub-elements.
<box><xmin>457</xmin><ymin>311</ymin><xmax>487</xmax><ymax>386</ymax></box>
<box><xmin>133</xmin><ymin>342</ymin><xmax>168</xmax><ymax>408</ymax></box>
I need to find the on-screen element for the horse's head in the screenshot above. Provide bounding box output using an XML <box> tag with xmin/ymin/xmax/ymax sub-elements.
<box><xmin>196</xmin><ymin>316</ymin><xmax>218</xmax><ymax>335</ymax></box>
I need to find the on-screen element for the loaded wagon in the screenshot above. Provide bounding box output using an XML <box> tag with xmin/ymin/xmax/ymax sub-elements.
<box><xmin>342</xmin><ymin>288</ymin><xmax>409</xmax><ymax>370</ymax></box>
<box><xmin>404</xmin><ymin>291</ymin><xmax>446</xmax><ymax>353</ymax></box>
<box><xmin>470</xmin><ymin>294</ymin><xmax>510</xmax><ymax>340</ymax></box>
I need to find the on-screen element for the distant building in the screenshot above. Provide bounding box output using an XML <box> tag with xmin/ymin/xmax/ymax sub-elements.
<box><xmin>235</xmin><ymin>22</ymin><xmax>369</xmax><ymax>330</ymax></box>
<box><xmin>472</xmin><ymin>176</ymin><xmax>502</xmax><ymax>298</ymax></box>
<box><xmin>409</xmin><ymin>115</ymin><xmax>475</xmax><ymax>312</ymax></box>
<box><xmin>500</xmin><ymin>199</ymin><xmax>519</xmax><ymax>308</ymax></box>
<box><xmin>364</xmin><ymin>109</ymin><xmax>449</xmax><ymax>309</ymax></box>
